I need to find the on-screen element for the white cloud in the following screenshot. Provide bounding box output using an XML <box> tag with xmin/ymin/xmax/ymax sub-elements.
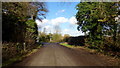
<box><xmin>35</xmin><ymin>19</ymin><xmax>41</xmax><ymax>26</ymax></box>
<box><xmin>51</xmin><ymin>17</ymin><xmax>68</xmax><ymax>25</ymax></box>
<box><xmin>69</xmin><ymin>16</ymin><xmax>77</xmax><ymax>25</ymax></box>
<box><xmin>36</xmin><ymin>16</ymin><xmax>77</xmax><ymax>26</ymax></box>
<box><xmin>62</xmin><ymin>28</ymin><xmax>84</xmax><ymax>36</ymax></box>
<box><xmin>55</xmin><ymin>9</ymin><xmax>65</xmax><ymax>15</ymax></box>
<box><xmin>35</xmin><ymin>19</ymin><xmax>50</xmax><ymax>32</ymax></box>
<box><xmin>64</xmin><ymin>29</ymin><xmax>70</xmax><ymax>32</ymax></box>
<box><xmin>45</xmin><ymin>25</ymin><xmax>51</xmax><ymax>29</ymax></box>
<box><xmin>35</xmin><ymin>16</ymin><xmax>84</xmax><ymax>36</ymax></box>
<box><xmin>42</xmin><ymin>19</ymin><xmax>49</xmax><ymax>23</ymax></box>
<box><xmin>44</xmin><ymin>25</ymin><xmax>53</xmax><ymax>33</ymax></box>
<box><xmin>36</xmin><ymin>17</ymin><xmax>68</xmax><ymax>26</ymax></box>
<box><xmin>35</xmin><ymin>19</ymin><xmax>49</xmax><ymax>26</ymax></box>
<box><xmin>60</xmin><ymin>9</ymin><xmax>65</xmax><ymax>12</ymax></box>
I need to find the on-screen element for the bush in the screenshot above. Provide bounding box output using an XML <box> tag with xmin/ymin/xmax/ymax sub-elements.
<box><xmin>67</xmin><ymin>36</ymin><xmax>86</xmax><ymax>46</ymax></box>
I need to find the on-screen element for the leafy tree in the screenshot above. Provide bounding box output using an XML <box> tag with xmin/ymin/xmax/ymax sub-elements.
<box><xmin>51</xmin><ymin>33</ymin><xmax>63</xmax><ymax>42</ymax></box>
<box><xmin>38</xmin><ymin>31</ymin><xmax>51</xmax><ymax>42</ymax></box>
<box><xmin>76</xmin><ymin>2</ymin><xmax>103</xmax><ymax>48</ymax></box>
<box><xmin>63</xmin><ymin>34</ymin><xmax>70</xmax><ymax>42</ymax></box>
<box><xmin>24</xmin><ymin>20</ymin><xmax>38</xmax><ymax>45</ymax></box>
<box><xmin>2</xmin><ymin>2</ymin><xmax>47</xmax><ymax>43</ymax></box>
<box><xmin>76</xmin><ymin>2</ymin><xmax>120</xmax><ymax>50</ymax></box>
<box><xmin>2</xmin><ymin>2</ymin><xmax>48</xmax><ymax>63</ymax></box>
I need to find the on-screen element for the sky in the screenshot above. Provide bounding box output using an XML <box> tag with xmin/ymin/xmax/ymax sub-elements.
<box><xmin>35</xmin><ymin>2</ymin><xmax>85</xmax><ymax>36</ymax></box>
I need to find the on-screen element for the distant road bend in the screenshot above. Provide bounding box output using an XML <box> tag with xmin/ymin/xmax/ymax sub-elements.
<box><xmin>15</xmin><ymin>43</ymin><xmax>115</xmax><ymax>66</ymax></box>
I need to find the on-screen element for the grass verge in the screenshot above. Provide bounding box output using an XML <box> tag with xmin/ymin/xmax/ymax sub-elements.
<box><xmin>60</xmin><ymin>42</ymin><xmax>107</xmax><ymax>55</ymax></box>
<box><xmin>60</xmin><ymin>42</ymin><xmax>82</xmax><ymax>48</ymax></box>
<box><xmin>2</xmin><ymin>45</ymin><xmax>42</xmax><ymax>67</ymax></box>
<box><xmin>60</xmin><ymin>42</ymin><xmax>120</xmax><ymax>66</ymax></box>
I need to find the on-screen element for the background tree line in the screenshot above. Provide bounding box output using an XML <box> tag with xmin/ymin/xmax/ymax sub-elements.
<box><xmin>38</xmin><ymin>25</ymin><xmax>64</xmax><ymax>43</ymax></box>
<box><xmin>76</xmin><ymin>2</ymin><xmax>120</xmax><ymax>57</ymax></box>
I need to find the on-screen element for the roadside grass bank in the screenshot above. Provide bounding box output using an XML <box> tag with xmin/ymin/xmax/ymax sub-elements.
<box><xmin>2</xmin><ymin>44</ymin><xmax>43</xmax><ymax>67</ymax></box>
<box><xmin>60</xmin><ymin>42</ymin><xmax>97</xmax><ymax>53</ymax></box>
<box><xmin>60</xmin><ymin>42</ymin><xmax>120</xmax><ymax>66</ymax></box>
<box><xmin>60</xmin><ymin>42</ymin><xmax>120</xmax><ymax>57</ymax></box>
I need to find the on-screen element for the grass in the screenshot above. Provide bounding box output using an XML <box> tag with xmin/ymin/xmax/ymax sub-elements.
<box><xmin>60</xmin><ymin>42</ymin><xmax>85</xmax><ymax>48</ymax></box>
<box><xmin>2</xmin><ymin>45</ymin><xmax>42</xmax><ymax>67</ymax></box>
<box><xmin>60</xmin><ymin>43</ymin><xmax>75</xmax><ymax>48</ymax></box>
<box><xmin>2</xmin><ymin>56</ymin><xmax>22</xmax><ymax>66</ymax></box>
<box><xmin>60</xmin><ymin>42</ymin><xmax>120</xmax><ymax>66</ymax></box>
<box><xmin>60</xmin><ymin>43</ymin><xmax>70</xmax><ymax>46</ymax></box>
<box><xmin>60</xmin><ymin>42</ymin><xmax>101</xmax><ymax>55</ymax></box>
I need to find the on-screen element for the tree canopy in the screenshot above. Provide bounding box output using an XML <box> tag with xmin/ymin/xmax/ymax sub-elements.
<box><xmin>76</xmin><ymin>2</ymin><xmax>120</xmax><ymax>50</ymax></box>
<box><xmin>2</xmin><ymin>2</ymin><xmax>48</xmax><ymax>43</ymax></box>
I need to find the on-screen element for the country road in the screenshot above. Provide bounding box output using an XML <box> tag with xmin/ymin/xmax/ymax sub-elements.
<box><xmin>14</xmin><ymin>43</ymin><xmax>117</xmax><ymax>66</ymax></box>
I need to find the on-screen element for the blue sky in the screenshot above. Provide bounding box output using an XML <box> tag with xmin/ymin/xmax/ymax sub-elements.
<box><xmin>36</xmin><ymin>2</ymin><xmax>84</xmax><ymax>36</ymax></box>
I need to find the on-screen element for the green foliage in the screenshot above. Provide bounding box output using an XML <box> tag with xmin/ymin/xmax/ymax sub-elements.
<box><xmin>39</xmin><ymin>32</ymin><xmax>63</xmax><ymax>43</ymax></box>
<box><xmin>39</xmin><ymin>32</ymin><xmax>51</xmax><ymax>42</ymax></box>
<box><xmin>24</xmin><ymin>20</ymin><xmax>38</xmax><ymax>46</ymax></box>
<box><xmin>51</xmin><ymin>33</ymin><xmax>63</xmax><ymax>42</ymax></box>
<box><xmin>76</xmin><ymin>2</ymin><xmax>104</xmax><ymax>48</ymax></box>
<box><xmin>2</xmin><ymin>2</ymin><xmax>47</xmax><ymax>43</ymax></box>
<box><xmin>76</xmin><ymin>2</ymin><xmax>120</xmax><ymax>56</ymax></box>
<box><xmin>60</xmin><ymin>43</ymin><xmax>73</xmax><ymax>47</ymax></box>
<box><xmin>62</xmin><ymin>34</ymin><xmax>70</xmax><ymax>42</ymax></box>
<box><xmin>2</xmin><ymin>2</ymin><xmax>48</xmax><ymax>65</ymax></box>
<box><xmin>2</xmin><ymin>42</ymin><xmax>41</xmax><ymax>67</ymax></box>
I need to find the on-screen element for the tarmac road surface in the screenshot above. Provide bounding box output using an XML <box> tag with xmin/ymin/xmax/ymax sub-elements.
<box><xmin>14</xmin><ymin>43</ymin><xmax>116</xmax><ymax>66</ymax></box>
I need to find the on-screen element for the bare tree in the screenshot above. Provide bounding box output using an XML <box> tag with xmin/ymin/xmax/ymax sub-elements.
<box><xmin>54</xmin><ymin>25</ymin><xmax>61</xmax><ymax>34</ymax></box>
